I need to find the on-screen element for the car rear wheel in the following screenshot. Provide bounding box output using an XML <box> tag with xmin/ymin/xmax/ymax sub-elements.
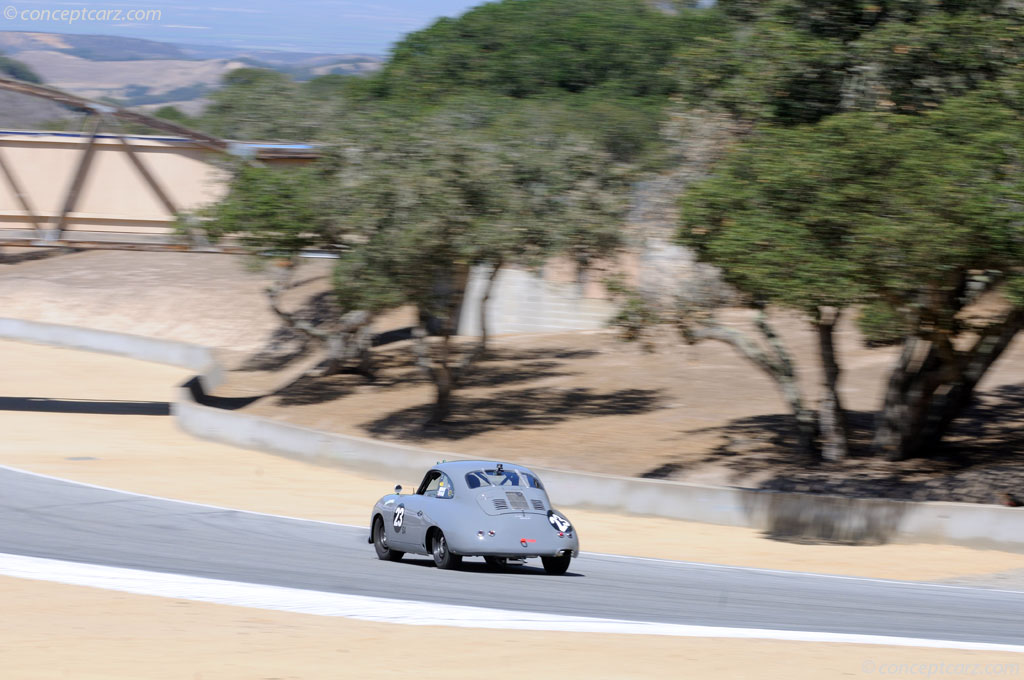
<box><xmin>431</xmin><ymin>530</ymin><xmax>462</xmax><ymax>570</ymax></box>
<box><xmin>541</xmin><ymin>553</ymin><xmax>571</xmax><ymax>575</ymax></box>
<box><xmin>373</xmin><ymin>516</ymin><xmax>403</xmax><ymax>562</ymax></box>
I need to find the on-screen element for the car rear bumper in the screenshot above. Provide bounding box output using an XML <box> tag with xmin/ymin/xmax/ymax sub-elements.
<box><xmin>445</xmin><ymin>513</ymin><xmax>579</xmax><ymax>558</ymax></box>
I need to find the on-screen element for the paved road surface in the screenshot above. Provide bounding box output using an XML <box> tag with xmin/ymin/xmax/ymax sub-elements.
<box><xmin>2</xmin><ymin>466</ymin><xmax>1022</xmax><ymax>646</ymax></box>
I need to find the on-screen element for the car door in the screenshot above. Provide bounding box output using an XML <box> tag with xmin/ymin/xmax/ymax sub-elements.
<box><xmin>397</xmin><ymin>470</ymin><xmax>441</xmax><ymax>552</ymax></box>
<box><xmin>418</xmin><ymin>471</ymin><xmax>456</xmax><ymax>540</ymax></box>
<box><xmin>384</xmin><ymin>496</ymin><xmax>415</xmax><ymax>551</ymax></box>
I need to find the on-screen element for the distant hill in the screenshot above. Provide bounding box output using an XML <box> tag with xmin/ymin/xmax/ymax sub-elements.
<box><xmin>0</xmin><ymin>31</ymin><xmax>189</xmax><ymax>61</ymax></box>
<box><xmin>0</xmin><ymin>31</ymin><xmax>382</xmax><ymax>122</ymax></box>
<box><xmin>0</xmin><ymin>90</ymin><xmax>72</xmax><ymax>128</ymax></box>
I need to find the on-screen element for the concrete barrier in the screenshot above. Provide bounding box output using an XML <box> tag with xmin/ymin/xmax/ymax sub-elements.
<box><xmin>0</xmin><ymin>318</ymin><xmax>223</xmax><ymax>390</ymax></box>
<box><xmin>4</xmin><ymin>317</ymin><xmax>1024</xmax><ymax>552</ymax></box>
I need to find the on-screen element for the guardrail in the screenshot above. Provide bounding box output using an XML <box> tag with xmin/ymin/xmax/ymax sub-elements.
<box><xmin>3</xmin><ymin>317</ymin><xmax>1023</xmax><ymax>552</ymax></box>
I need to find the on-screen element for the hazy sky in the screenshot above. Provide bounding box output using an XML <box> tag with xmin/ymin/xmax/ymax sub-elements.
<box><xmin>0</xmin><ymin>0</ymin><xmax>486</xmax><ymax>54</ymax></box>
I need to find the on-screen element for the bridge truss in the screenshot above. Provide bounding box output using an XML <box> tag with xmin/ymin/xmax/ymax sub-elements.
<box><xmin>0</xmin><ymin>75</ymin><xmax>320</xmax><ymax>255</ymax></box>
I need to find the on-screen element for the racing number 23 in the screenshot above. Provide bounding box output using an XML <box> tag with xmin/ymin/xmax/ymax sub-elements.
<box><xmin>393</xmin><ymin>506</ymin><xmax>405</xmax><ymax>530</ymax></box>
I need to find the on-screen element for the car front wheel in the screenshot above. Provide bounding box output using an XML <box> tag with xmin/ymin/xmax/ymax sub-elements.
<box><xmin>373</xmin><ymin>516</ymin><xmax>403</xmax><ymax>562</ymax></box>
<box><xmin>431</xmin><ymin>530</ymin><xmax>462</xmax><ymax>570</ymax></box>
<box><xmin>541</xmin><ymin>553</ymin><xmax>571</xmax><ymax>575</ymax></box>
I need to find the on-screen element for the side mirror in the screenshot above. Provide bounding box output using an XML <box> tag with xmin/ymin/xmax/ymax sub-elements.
<box><xmin>394</xmin><ymin>484</ymin><xmax>402</xmax><ymax>495</ymax></box>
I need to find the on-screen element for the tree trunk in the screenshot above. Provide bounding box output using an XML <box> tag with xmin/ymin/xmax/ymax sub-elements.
<box><xmin>265</xmin><ymin>259</ymin><xmax>374</xmax><ymax>378</ymax></box>
<box><xmin>687</xmin><ymin>307</ymin><xmax>818</xmax><ymax>458</ymax></box>
<box><xmin>873</xmin><ymin>335</ymin><xmax>941</xmax><ymax>460</ymax></box>
<box><xmin>414</xmin><ymin>261</ymin><xmax>503</xmax><ymax>427</ymax></box>
<box><xmin>431</xmin><ymin>367</ymin><xmax>454</xmax><ymax>425</ymax></box>
<box><xmin>754</xmin><ymin>308</ymin><xmax>818</xmax><ymax>459</ymax></box>
<box><xmin>816</xmin><ymin>307</ymin><xmax>849</xmax><ymax>461</ymax></box>
<box><xmin>874</xmin><ymin>309</ymin><xmax>1022</xmax><ymax>460</ymax></box>
<box><xmin>428</xmin><ymin>334</ymin><xmax>454</xmax><ymax>425</ymax></box>
<box><xmin>916</xmin><ymin>309</ymin><xmax>1022</xmax><ymax>452</ymax></box>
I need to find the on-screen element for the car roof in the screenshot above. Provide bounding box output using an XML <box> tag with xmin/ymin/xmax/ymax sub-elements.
<box><xmin>431</xmin><ymin>459</ymin><xmax>538</xmax><ymax>476</ymax></box>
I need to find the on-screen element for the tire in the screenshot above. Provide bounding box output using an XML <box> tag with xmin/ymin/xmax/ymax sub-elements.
<box><xmin>541</xmin><ymin>553</ymin><xmax>571</xmax><ymax>575</ymax></box>
<box><xmin>431</xmin><ymin>530</ymin><xmax>462</xmax><ymax>570</ymax></box>
<box><xmin>373</xmin><ymin>516</ymin><xmax>403</xmax><ymax>562</ymax></box>
<box><xmin>484</xmin><ymin>556</ymin><xmax>508</xmax><ymax>570</ymax></box>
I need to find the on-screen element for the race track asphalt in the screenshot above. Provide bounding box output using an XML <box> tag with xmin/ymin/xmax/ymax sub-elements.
<box><xmin>2</xmin><ymin>465</ymin><xmax>1022</xmax><ymax>646</ymax></box>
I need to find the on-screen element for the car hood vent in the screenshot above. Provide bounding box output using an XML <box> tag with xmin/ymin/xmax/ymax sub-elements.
<box><xmin>476</xmin><ymin>487</ymin><xmax>549</xmax><ymax>516</ymax></box>
<box><xmin>505</xmin><ymin>491</ymin><xmax>529</xmax><ymax>510</ymax></box>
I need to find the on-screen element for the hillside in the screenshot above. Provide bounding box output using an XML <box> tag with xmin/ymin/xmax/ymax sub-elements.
<box><xmin>0</xmin><ymin>31</ymin><xmax>382</xmax><ymax>113</ymax></box>
<box><xmin>0</xmin><ymin>90</ymin><xmax>72</xmax><ymax>128</ymax></box>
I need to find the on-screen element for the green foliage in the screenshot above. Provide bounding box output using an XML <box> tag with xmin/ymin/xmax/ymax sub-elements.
<box><xmin>199</xmin><ymin>68</ymin><xmax>322</xmax><ymax>141</ymax></box>
<box><xmin>604</xmin><ymin>274</ymin><xmax>664</xmax><ymax>344</ymax></box>
<box><xmin>0</xmin><ymin>54</ymin><xmax>43</xmax><ymax>83</ymax></box>
<box><xmin>304</xmin><ymin>74</ymin><xmax>355</xmax><ymax>100</ymax></box>
<box><xmin>681</xmin><ymin>82</ymin><xmax>1024</xmax><ymax>330</ymax></box>
<box><xmin>678</xmin><ymin>1</ymin><xmax>1024</xmax><ymax>125</ymax></box>
<box><xmin>203</xmin><ymin>111</ymin><xmax>631</xmax><ymax>320</ymax></box>
<box><xmin>323</xmin><ymin>117</ymin><xmax>630</xmax><ymax>316</ymax></box>
<box><xmin>188</xmin><ymin>0</ymin><xmax>733</xmax><ymax>169</ymax></box>
<box><xmin>152</xmin><ymin>106</ymin><xmax>192</xmax><ymax>125</ymax></box>
<box><xmin>857</xmin><ymin>301</ymin><xmax>911</xmax><ymax>346</ymax></box>
<box><xmin>681</xmin><ymin>115</ymin><xmax>874</xmax><ymax>311</ymax></box>
<box><xmin>375</xmin><ymin>0</ymin><xmax>692</xmax><ymax>100</ymax></box>
<box><xmin>202</xmin><ymin>164</ymin><xmax>332</xmax><ymax>255</ymax></box>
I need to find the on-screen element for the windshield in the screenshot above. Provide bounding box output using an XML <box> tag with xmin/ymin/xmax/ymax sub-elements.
<box><xmin>465</xmin><ymin>469</ymin><xmax>543</xmax><ymax>489</ymax></box>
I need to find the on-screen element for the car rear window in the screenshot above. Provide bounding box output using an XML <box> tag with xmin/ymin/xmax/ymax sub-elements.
<box><xmin>465</xmin><ymin>469</ymin><xmax>544</xmax><ymax>489</ymax></box>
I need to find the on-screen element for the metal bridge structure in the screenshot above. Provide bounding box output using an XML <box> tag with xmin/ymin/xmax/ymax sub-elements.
<box><xmin>0</xmin><ymin>76</ymin><xmax>617</xmax><ymax>332</ymax></box>
<box><xmin>0</xmin><ymin>75</ymin><xmax>318</xmax><ymax>254</ymax></box>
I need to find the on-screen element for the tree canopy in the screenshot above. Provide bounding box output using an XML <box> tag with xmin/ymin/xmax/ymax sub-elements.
<box><xmin>678</xmin><ymin>0</ymin><xmax>1024</xmax><ymax>125</ymax></box>
<box><xmin>204</xmin><ymin>110</ymin><xmax>630</xmax><ymax>421</ymax></box>
<box><xmin>374</xmin><ymin>0</ymin><xmax>702</xmax><ymax>100</ymax></box>
<box><xmin>676</xmin><ymin>0</ymin><xmax>1024</xmax><ymax>459</ymax></box>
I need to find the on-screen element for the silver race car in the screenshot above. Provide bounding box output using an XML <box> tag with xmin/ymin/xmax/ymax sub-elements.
<box><xmin>368</xmin><ymin>460</ymin><xmax>579</xmax><ymax>575</ymax></box>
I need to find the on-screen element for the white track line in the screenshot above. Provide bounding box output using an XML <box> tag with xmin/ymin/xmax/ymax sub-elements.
<box><xmin>1</xmin><ymin>552</ymin><xmax>1022</xmax><ymax>652</ymax></box>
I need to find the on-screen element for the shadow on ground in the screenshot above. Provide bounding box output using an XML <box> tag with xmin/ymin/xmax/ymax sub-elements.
<box><xmin>236</xmin><ymin>290</ymin><xmax>335</xmax><ymax>372</ymax></box>
<box><xmin>641</xmin><ymin>383</ymin><xmax>1024</xmax><ymax>505</ymax></box>
<box><xmin>0</xmin><ymin>248</ymin><xmax>77</xmax><ymax>265</ymax></box>
<box><xmin>363</xmin><ymin>386</ymin><xmax>664</xmax><ymax>441</ymax></box>
<box><xmin>0</xmin><ymin>396</ymin><xmax>170</xmax><ymax>416</ymax></box>
<box><xmin>395</xmin><ymin>556</ymin><xmax>585</xmax><ymax>577</ymax></box>
<box><xmin>270</xmin><ymin>346</ymin><xmax>597</xmax><ymax>407</ymax></box>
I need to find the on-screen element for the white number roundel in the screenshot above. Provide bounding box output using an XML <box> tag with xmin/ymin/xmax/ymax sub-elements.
<box><xmin>393</xmin><ymin>505</ymin><xmax>405</xmax><ymax>529</ymax></box>
<box><xmin>547</xmin><ymin>510</ymin><xmax>571</xmax><ymax>533</ymax></box>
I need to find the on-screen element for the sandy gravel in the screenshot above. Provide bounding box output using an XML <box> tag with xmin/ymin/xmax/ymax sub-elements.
<box><xmin>4</xmin><ymin>575</ymin><xmax>1022</xmax><ymax>680</ymax></box>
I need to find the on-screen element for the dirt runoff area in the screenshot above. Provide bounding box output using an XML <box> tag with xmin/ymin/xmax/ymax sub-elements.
<box><xmin>3</xmin><ymin>339</ymin><xmax>1024</xmax><ymax>679</ymax></box>
<box><xmin>4</xmin><ymin>250</ymin><xmax>1024</xmax><ymax>505</ymax></box>
<box><xmin>5</xmin><ymin>576</ymin><xmax>1023</xmax><ymax>680</ymax></box>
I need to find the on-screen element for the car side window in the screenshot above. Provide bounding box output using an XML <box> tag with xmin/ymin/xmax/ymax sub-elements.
<box><xmin>436</xmin><ymin>473</ymin><xmax>454</xmax><ymax>499</ymax></box>
<box><xmin>416</xmin><ymin>471</ymin><xmax>454</xmax><ymax>498</ymax></box>
<box><xmin>417</xmin><ymin>471</ymin><xmax>440</xmax><ymax>496</ymax></box>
